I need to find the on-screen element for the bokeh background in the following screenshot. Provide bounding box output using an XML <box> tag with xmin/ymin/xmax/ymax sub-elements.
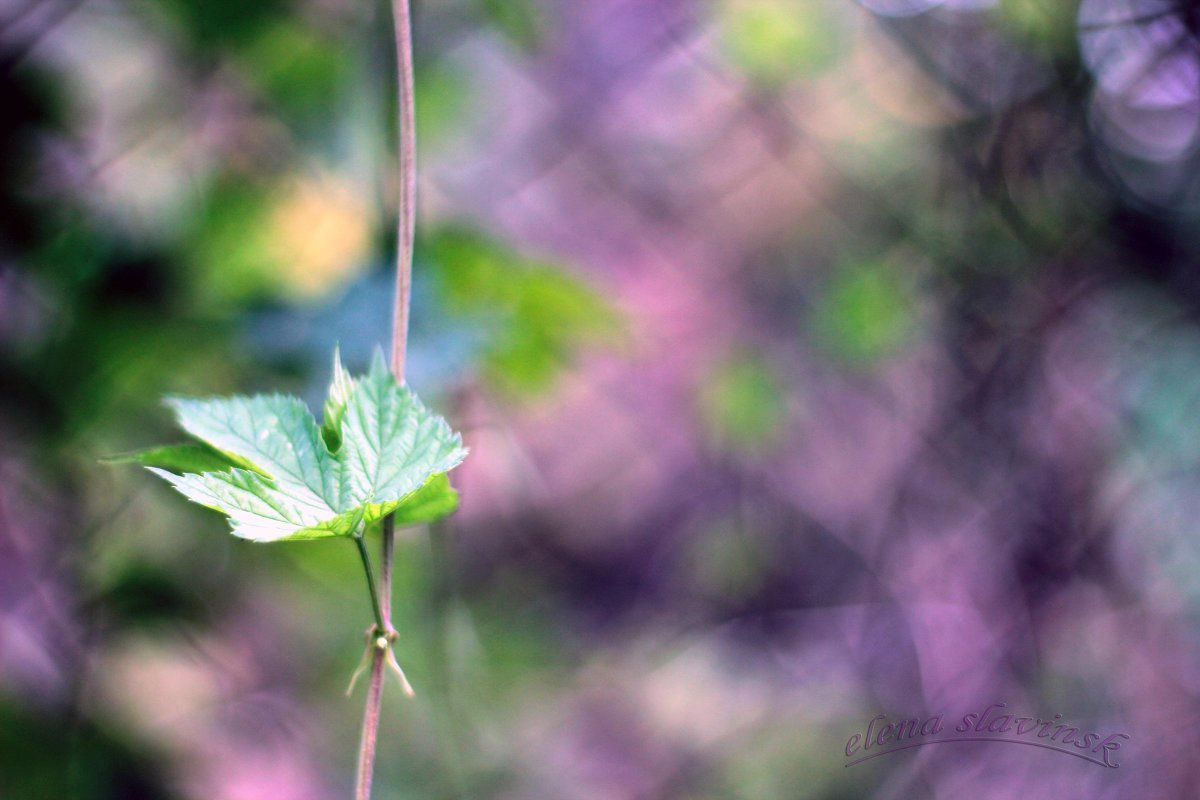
<box><xmin>4</xmin><ymin>0</ymin><xmax>1200</xmax><ymax>797</ymax></box>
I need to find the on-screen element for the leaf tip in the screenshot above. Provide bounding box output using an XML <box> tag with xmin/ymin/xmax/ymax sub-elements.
<box><xmin>369</xmin><ymin>346</ymin><xmax>393</xmax><ymax>382</ymax></box>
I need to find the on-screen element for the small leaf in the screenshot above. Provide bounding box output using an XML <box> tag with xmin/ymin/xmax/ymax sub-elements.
<box><xmin>322</xmin><ymin>344</ymin><xmax>357</xmax><ymax>451</ymax></box>
<box><xmin>102</xmin><ymin>443</ymin><xmax>249</xmax><ymax>474</ymax></box>
<box><xmin>140</xmin><ymin>347</ymin><xmax>468</xmax><ymax>542</ymax></box>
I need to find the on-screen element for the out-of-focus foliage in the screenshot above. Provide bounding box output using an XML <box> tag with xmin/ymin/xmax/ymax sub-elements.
<box><xmin>425</xmin><ymin>226</ymin><xmax>621</xmax><ymax>396</ymax></box>
<box><xmin>716</xmin><ymin>0</ymin><xmax>842</xmax><ymax>83</ymax></box>
<box><xmin>7</xmin><ymin>0</ymin><xmax>1200</xmax><ymax>798</ymax></box>
<box><xmin>811</xmin><ymin>260</ymin><xmax>918</xmax><ymax>365</ymax></box>
<box><xmin>185</xmin><ymin>174</ymin><xmax>372</xmax><ymax>305</ymax></box>
<box><xmin>155</xmin><ymin>0</ymin><xmax>290</xmax><ymax>48</ymax></box>
<box><xmin>0</xmin><ymin>700</ymin><xmax>172</xmax><ymax>800</ymax></box>
<box><xmin>239</xmin><ymin>22</ymin><xmax>349</xmax><ymax>117</ymax></box>
<box><xmin>475</xmin><ymin>0</ymin><xmax>546</xmax><ymax>51</ymax></box>
<box><xmin>699</xmin><ymin>353</ymin><xmax>787</xmax><ymax>453</ymax></box>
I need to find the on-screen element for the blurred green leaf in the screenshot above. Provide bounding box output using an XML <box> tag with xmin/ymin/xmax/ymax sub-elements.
<box><xmin>184</xmin><ymin>178</ymin><xmax>277</xmax><ymax>305</ymax></box>
<box><xmin>425</xmin><ymin>226</ymin><xmax>621</xmax><ymax>396</ymax></box>
<box><xmin>811</xmin><ymin>261</ymin><xmax>916</xmax><ymax>365</ymax></box>
<box><xmin>157</xmin><ymin>0</ymin><xmax>289</xmax><ymax>49</ymax></box>
<box><xmin>239</xmin><ymin>22</ymin><xmax>348</xmax><ymax>117</ymax></box>
<box><xmin>415</xmin><ymin>66</ymin><xmax>472</xmax><ymax>154</ymax></box>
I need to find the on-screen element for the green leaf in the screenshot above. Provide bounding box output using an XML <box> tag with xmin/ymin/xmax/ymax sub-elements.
<box><xmin>388</xmin><ymin>473</ymin><xmax>460</xmax><ymax>527</ymax></box>
<box><xmin>101</xmin><ymin>443</ymin><xmax>253</xmax><ymax>474</ymax></box>
<box><xmin>321</xmin><ymin>345</ymin><xmax>357</xmax><ymax>451</ymax></box>
<box><xmin>143</xmin><ymin>349</ymin><xmax>468</xmax><ymax>542</ymax></box>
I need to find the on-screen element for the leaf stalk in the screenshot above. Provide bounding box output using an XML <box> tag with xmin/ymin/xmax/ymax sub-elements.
<box><xmin>354</xmin><ymin>533</ymin><xmax>387</xmax><ymax>635</ymax></box>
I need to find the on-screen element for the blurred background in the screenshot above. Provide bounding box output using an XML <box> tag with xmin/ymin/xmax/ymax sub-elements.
<box><xmin>3</xmin><ymin>0</ymin><xmax>1200</xmax><ymax>797</ymax></box>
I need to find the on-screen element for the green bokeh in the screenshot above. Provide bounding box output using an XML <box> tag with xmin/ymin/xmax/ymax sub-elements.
<box><xmin>811</xmin><ymin>261</ymin><xmax>917</xmax><ymax>366</ymax></box>
<box><xmin>425</xmin><ymin>226</ymin><xmax>621</xmax><ymax>397</ymax></box>
<box><xmin>717</xmin><ymin>0</ymin><xmax>842</xmax><ymax>85</ymax></box>
<box><xmin>699</xmin><ymin>353</ymin><xmax>788</xmax><ymax>454</ymax></box>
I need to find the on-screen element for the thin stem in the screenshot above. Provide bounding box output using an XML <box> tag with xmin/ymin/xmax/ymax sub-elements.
<box><xmin>389</xmin><ymin>0</ymin><xmax>416</xmax><ymax>380</ymax></box>
<box><xmin>355</xmin><ymin>0</ymin><xmax>417</xmax><ymax>797</ymax></box>
<box><xmin>354</xmin><ymin>653</ymin><xmax>386</xmax><ymax>800</ymax></box>
<box><xmin>354</xmin><ymin>534</ymin><xmax>387</xmax><ymax>634</ymax></box>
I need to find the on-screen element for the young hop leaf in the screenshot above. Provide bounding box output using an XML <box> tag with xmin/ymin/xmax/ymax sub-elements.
<box><xmin>132</xmin><ymin>350</ymin><xmax>467</xmax><ymax>542</ymax></box>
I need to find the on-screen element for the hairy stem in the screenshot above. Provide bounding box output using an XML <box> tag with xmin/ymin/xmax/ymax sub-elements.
<box><xmin>356</xmin><ymin>0</ymin><xmax>416</xmax><ymax>797</ymax></box>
